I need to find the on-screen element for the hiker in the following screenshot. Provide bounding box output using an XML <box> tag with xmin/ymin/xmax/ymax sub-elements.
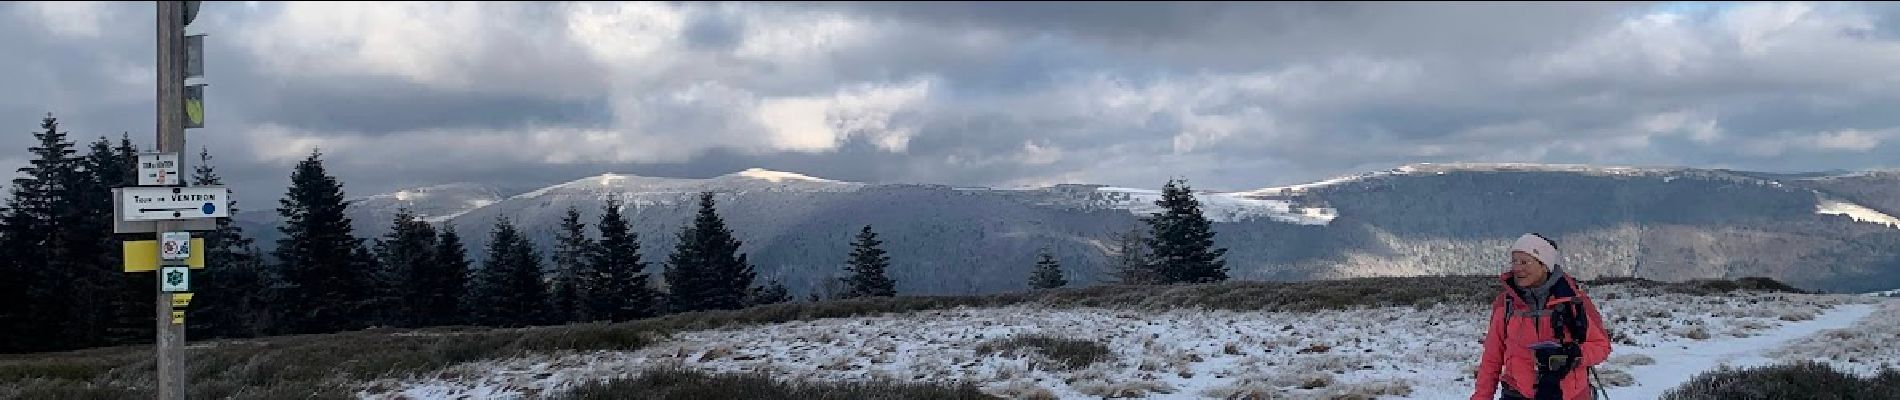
<box><xmin>1471</xmin><ymin>233</ymin><xmax>1613</xmax><ymax>400</ymax></box>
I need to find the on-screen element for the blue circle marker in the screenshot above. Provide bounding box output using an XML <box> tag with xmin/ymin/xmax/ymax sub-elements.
<box><xmin>202</xmin><ymin>203</ymin><xmax>216</xmax><ymax>215</ymax></box>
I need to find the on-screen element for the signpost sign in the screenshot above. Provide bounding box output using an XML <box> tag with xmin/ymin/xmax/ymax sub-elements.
<box><xmin>139</xmin><ymin>153</ymin><xmax>182</xmax><ymax>186</ymax></box>
<box><xmin>121</xmin><ymin>187</ymin><xmax>228</xmax><ymax>221</ymax></box>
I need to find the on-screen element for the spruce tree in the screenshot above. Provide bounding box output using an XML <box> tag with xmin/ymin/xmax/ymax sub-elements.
<box><xmin>59</xmin><ymin>136</ymin><xmax>123</xmax><ymax>348</ymax></box>
<box><xmin>585</xmin><ymin>197</ymin><xmax>654</xmax><ymax>322</ymax></box>
<box><xmin>0</xmin><ymin>114</ymin><xmax>86</xmax><ymax>351</ymax></box>
<box><xmin>189</xmin><ymin>147</ymin><xmax>275</xmax><ymax>339</ymax></box>
<box><xmin>101</xmin><ymin>134</ymin><xmax>149</xmax><ymax>343</ymax></box>
<box><xmin>547</xmin><ymin>206</ymin><xmax>590</xmax><ymax>323</ymax></box>
<box><xmin>429</xmin><ymin>225</ymin><xmax>472</xmax><ymax>326</ymax></box>
<box><xmin>664</xmin><ymin>192</ymin><xmax>757</xmax><ymax>312</ymax></box>
<box><xmin>371</xmin><ymin>210</ymin><xmax>437</xmax><ymax>328</ymax></box>
<box><xmin>1029</xmin><ymin>249</ymin><xmax>1068</xmax><ymax>290</ymax></box>
<box><xmin>748</xmin><ymin>280</ymin><xmax>791</xmax><ymax>306</ymax></box>
<box><xmin>471</xmin><ymin>217</ymin><xmax>549</xmax><ymax>327</ymax></box>
<box><xmin>1108</xmin><ymin>228</ymin><xmax>1159</xmax><ymax>285</ymax></box>
<box><xmin>1144</xmin><ymin>179</ymin><xmax>1228</xmax><ymax>284</ymax></box>
<box><xmin>273</xmin><ymin>149</ymin><xmax>370</xmax><ymax>334</ymax></box>
<box><xmin>839</xmin><ymin>225</ymin><xmax>895</xmax><ymax>298</ymax></box>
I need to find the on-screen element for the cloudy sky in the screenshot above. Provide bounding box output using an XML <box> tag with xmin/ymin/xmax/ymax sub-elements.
<box><xmin>8</xmin><ymin>1</ymin><xmax>1900</xmax><ymax>207</ymax></box>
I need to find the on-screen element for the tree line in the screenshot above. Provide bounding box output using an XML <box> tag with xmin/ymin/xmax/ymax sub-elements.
<box><xmin>0</xmin><ymin>114</ymin><xmax>1230</xmax><ymax>353</ymax></box>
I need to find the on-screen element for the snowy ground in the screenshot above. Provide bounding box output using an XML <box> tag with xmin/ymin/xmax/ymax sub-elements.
<box><xmin>360</xmin><ymin>285</ymin><xmax>1890</xmax><ymax>399</ymax></box>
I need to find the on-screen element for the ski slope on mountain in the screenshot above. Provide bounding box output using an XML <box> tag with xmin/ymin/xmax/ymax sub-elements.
<box><xmin>1091</xmin><ymin>187</ymin><xmax>1334</xmax><ymax>224</ymax></box>
<box><xmin>1815</xmin><ymin>198</ymin><xmax>1900</xmax><ymax>229</ymax></box>
<box><xmin>360</xmin><ymin>286</ymin><xmax>1891</xmax><ymax>399</ymax></box>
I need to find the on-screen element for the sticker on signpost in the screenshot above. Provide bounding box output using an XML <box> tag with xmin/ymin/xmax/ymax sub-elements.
<box><xmin>161</xmin><ymin>232</ymin><xmax>190</xmax><ymax>261</ymax></box>
<box><xmin>161</xmin><ymin>267</ymin><xmax>189</xmax><ymax>292</ymax></box>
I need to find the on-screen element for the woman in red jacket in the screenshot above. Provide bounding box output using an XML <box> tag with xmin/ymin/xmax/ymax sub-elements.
<box><xmin>1472</xmin><ymin>233</ymin><xmax>1613</xmax><ymax>400</ymax></box>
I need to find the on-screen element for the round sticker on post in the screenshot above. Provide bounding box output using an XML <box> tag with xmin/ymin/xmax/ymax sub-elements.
<box><xmin>161</xmin><ymin>232</ymin><xmax>190</xmax><ymax>261</ymax></box>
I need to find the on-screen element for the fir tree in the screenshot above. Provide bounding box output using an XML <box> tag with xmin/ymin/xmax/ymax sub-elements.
<box><xmin>1144</xmin><ymin>179</ymin><xmax>1228</xmax><ymax>284</ymax></box>
<box><xmin>0</xmin><ymin>114</ymin><xmax>87</xmax><ymax>351</ymax></box>
<box><xmin>190</xmin><ymin>147</ymin><xmax>275</xmax><ymax>339</ymax></box>
<box><xmin>664</xmin><ymin>192</ymin><xmax>757</xmax><ymax>312</ymax></box>
<box><xmin>748</xmin><ymin>280</ymin><xmax>791</xmax><ymax>306</ymax></box>
<box><xmin>59</xmin><ymin>136</ymin><xmax>123</xmax><ymax>348</ymax></box>
<box><xmin>1107</xmin><ymin>227</ymin><xmax>1159</xmax><ymax>285</ymax></box>
<box><xmin>273</xmin><ymin>149</ymin><xmax>371</xmax><ymax>334</ymax></box>
<box><xmin>429</xmin><ymin>225</ymin><xmax>472</xmax><ymax>326</ymax></box>
<box><xmin>547</xmin><ymin>206</ymin><xmax>591</xmax><ymax>323</ymax></box>
<box><xmin>584</xmin><ymin>197</ymin><xmax>654</xmax><ymax>322</ymax></box>
<box><xmin>839</xmin><ymin>225</ymin><xmax>895</xmax><ymax>298</ymax></box>
<box><xmin>471</xmin><ymin>217</ymin><xmax>548</xmax><ymax>327</ymax></box>
<box><xmin>1029</xmin><ymin>249</ymin><xmax>1068</xmax><ymax>290</ymax></box>
<box><xmin>371</xmin><ymin>210</ymin><xmax>438</xmax><ymax>328</ymax></box>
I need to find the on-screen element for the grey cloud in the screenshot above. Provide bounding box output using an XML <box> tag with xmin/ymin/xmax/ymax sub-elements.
<box><xmin>681</xmin><ymin>8</ymin><xmax>745</xmax><ymax>51</ymax></box>
<box><xmin>13</xmin><ymin>1</ymin><xmax>1900</xmax><ymax>213</ymax></box>
<box><xmin>234</xmin><ymin>76</ymin><xmax>612</xmax><ymax>134</ymax></box>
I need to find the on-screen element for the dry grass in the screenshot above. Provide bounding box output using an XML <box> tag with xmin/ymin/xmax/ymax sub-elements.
<box><xmin>1662</xmin><ymin>361</ymin><xmax>1900</xmax><ymax>400</ymax></box>
<box><xmin>975</xmin><ymin>335</ymin><xmax>1114</xmax><ymax>370</ymax></box>
<box><xmin>1589</xmin><ymin>276</ymin><xmax>1808</xmax><ymax>296</ymax></box>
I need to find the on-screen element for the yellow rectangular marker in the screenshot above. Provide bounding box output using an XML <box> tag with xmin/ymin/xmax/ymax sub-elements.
<box><xmin>170</xmin><ymin>310</ymin><xmax>184</xmax><ymax>325</ymax></box>
<box><xmin>123</xmin><ymin>239</ymin><xmax>205</xmax><ymax>272</ymax></box>
<box><xmin>171</xmin><ymin>293</ymin><xmax>194</xmax><ymax>308</ymax></box>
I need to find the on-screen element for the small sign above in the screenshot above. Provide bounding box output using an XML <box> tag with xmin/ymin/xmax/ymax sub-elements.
<box><xmin>139</xmin><ymin>153</ymin><xmax>182</xmax><ymax>186</ymax></box>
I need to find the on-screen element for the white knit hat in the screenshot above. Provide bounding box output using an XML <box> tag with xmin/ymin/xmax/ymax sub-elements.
<box><xmin>1509</xmin><ymin>233</ymin><xmax>1562</xmax><ymax>271</ymax></box>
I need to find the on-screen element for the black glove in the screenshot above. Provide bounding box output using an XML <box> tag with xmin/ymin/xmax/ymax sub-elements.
<box><xmin>1533</xmin><ymin>342</ymin><xmax>1582</xmax><ymax>375</ymax></box>
<box><xmin>1530</xmin><ymin>342</ymin><xmax>1582</xmax><ymax>400</ymax></box>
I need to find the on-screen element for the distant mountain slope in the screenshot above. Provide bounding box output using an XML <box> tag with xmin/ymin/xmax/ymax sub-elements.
<box><xmin>244</xmin><ymin>164</ymin><xmax>1900</xmax><ymax>295</ymax></box>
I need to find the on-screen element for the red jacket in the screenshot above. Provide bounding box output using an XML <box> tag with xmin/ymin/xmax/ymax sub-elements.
<box><xmin>1472</xmin><ymin>273</ymin><xmax>1613</xmax><ymax>400</ymax></box>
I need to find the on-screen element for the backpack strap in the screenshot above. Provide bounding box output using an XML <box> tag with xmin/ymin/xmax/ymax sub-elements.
<box><xmin>1548</xmin><ymin>277</ymin><xmax>1589</xmax><ymax>345</ymax></box>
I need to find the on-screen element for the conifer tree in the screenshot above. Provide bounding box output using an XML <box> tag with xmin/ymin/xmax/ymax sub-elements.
<box><xmin>1029</xmin><ymin>249</ymin><xmax>1068</xmax><ymax>290</ymax></box>
<box><xmin>547</xmin><ymin>206</ymin><xmax>591</xmax><ymax>323</ymax></box>
<box><xmin>273</xmin><ymin>149</ymin><xmax>370</xmax><ymax>334</ymax></box>
<box><xmin>190</xmin><ymin>147</ymin><xmax>276</xmax><ymax>339</ymax></box>
<box><xmin>471</xmin><ymin>217</ymin><xmax>548</xmax><ymax>327</ymax></box>
<box><xmin>1145</xmin><ymin>179</ymin><xmax>1228</xmax><ymax>284</ymax></box>
<box><xmin>664</xmin><ymin>192</ymin><xmax>757</xmax><ymax>312</ymax></box>
<box><xmin>372</xmin><ymin>210</ymin><xmax>438</xmax><ymax>328</ymax></box>
<box><xmin>1108</xmin><ymin>227</ymin><xmax>1159</xmax><ymax>285</ymax></box>
<box><xmin>0</xmin><ymin>114</ymin><xmax>86</xmax><ymax>351</ymax></box>
<box><xmin>430</xmin><ymin>225</ymin><xmax>472</xmax><ymax>326</ymax></box>
<box><xmin>839</xmin><ymin>225</ymin><xmax>895</xmax><ymax>298</ymax></box>
<box><xmin>584</xmin><ymin>198</ymin><xmax>654</xmax><ymax>321</ymax></box>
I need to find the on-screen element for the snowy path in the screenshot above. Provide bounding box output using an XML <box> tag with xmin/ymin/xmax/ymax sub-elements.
<box><xmin>1601</xmin><ymin>302</ymin><xmax>1878</xmax><ymax>400</ymax></box>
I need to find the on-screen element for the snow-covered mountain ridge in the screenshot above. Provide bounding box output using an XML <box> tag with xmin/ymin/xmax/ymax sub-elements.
<box><xmin>236</xmin><ymin>163</ymin><xmax>1900</xmax><ymax>296</ymax></box>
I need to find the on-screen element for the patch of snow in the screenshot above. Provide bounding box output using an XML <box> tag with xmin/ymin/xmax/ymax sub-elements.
<box><xmin>1602</xmin><ymin>302</ymin><xmax>1879</xmax><ymax>400</ymax></box>
<box><xmin>732</xmin><ymin>168</ymin><xmax>840</xmax><ymax>183</ymax></box>
<box><xmin>362</xmin><ymin>285</ymin><xmax>1886</xmax><ymax>400</ymax></box>
<box><xmin>1400</xmin><ymin>162</ymin><xmax>1677</xmax><ymax>175</ymax></box>
<box><xmin>1095</xmin><ymin>187</ymin><xmax>1335</xmax><ymax>224</ymax></box>
<box><xmin>1769</xmin><ymin>300</ymin><xmax>1900</xmax><ymax>376</ymax></box>
<box><xmin>1815</xmin><ymin>199</ymin><xmax>1900</xmax><ymax>229</ymax></box>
